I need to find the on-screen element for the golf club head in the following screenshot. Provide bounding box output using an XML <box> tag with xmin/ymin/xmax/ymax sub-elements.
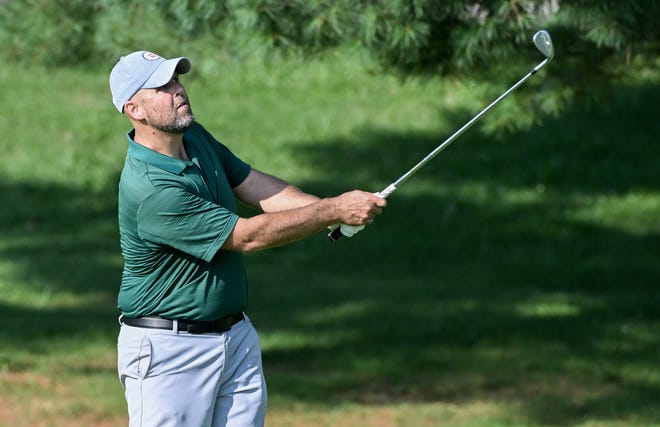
<box><xmin>533</xmin><ymin>30</ymin><xmax>554</xmax><ymax>60</ymax></box>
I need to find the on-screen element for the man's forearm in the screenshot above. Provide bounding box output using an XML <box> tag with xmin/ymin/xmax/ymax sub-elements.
<box><xmin>234</xmin><ymin>169</ymin><xmax>319</xmax><ymax>213</ymax></box>
<box><xmin>224</xmin><ymin>197</ymin><xmax>338</xmax><ymax>252</ymax></box>
<box><xmin>259</xmin><ymin>184</ymin><xmax>320</xmax><ymax>213</ymax></box>
<box><xmin>229</xmin><ymin>169</ymin><xmax>386</xmax><ymax>252</ymax></box>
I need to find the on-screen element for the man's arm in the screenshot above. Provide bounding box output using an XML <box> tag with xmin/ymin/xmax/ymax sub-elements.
<box><xmin>224</xmin><ymin>169</ymin><xmax>385</xmax><ymax>252</ymax></box>
<box><xmin>233</xmin><ymin>169</ymin><xmax>320</xmax><ymax>213</ymax></box>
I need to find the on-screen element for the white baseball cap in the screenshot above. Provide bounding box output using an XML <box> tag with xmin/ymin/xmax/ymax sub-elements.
<box><xmin>109</xmin><ymin>51</ymin><xmax>191</xmax><ymax>113</ymax></box>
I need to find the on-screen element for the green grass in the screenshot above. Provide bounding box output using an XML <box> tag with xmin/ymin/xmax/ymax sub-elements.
<box><xmin>0</xmin><ymin>51</ymin><xmax>659</xmax><ymax>426</ymax></box>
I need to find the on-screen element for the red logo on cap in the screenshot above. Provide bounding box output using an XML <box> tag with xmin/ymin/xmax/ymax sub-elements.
<box><xmin>142</xmin><ymin>52</ymin><xmax>161</xmax><ymax>61</ymax></box>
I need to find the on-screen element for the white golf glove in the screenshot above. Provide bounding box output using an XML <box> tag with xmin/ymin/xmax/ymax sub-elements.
<box><xmin>327</xmin><ymin>223</ymin><xmax>365</xmax><ymax>238</ymax></box>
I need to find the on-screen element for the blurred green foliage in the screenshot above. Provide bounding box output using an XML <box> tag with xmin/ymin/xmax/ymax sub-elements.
<box><xmin>1</xmin><ymin>1</ymin><xmax>657</xmax><ymax>135</ymax></box>
<box><xmin>2</xmin><ymin>1</ymin><xmax>657</xmax><ymax>70</ymax></box>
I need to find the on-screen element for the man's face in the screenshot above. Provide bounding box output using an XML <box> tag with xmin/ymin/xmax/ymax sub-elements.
<box><xmin>132</xmin><ymin>74</ymin><xmax>195</xmax><ymax>134</ymax></box>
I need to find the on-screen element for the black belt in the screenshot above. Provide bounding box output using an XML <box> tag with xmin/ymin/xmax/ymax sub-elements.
<box><xmin>121</xmin><ymin>312</ymin><xmax>244</xmax><ymax>334</ymax></box>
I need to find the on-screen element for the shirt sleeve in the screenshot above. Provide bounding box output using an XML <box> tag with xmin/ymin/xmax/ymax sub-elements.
<box><xmin>136</xmin><ymin>186</ymin><xmax>238</xmax><ymax>262</ymax></box>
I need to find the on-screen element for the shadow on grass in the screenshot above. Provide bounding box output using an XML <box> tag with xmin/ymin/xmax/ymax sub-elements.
<box><xmin>248</xmin><ymin>82</ymin><xmax>660</xmax><ymax>424</ymax></box>
<box><xmin>0</xmin><ymin>180</ymin><xmax>121</xmax><ymax>355</ymax></box>
<box><xmin>0</xmin><ymin>83</ymin><xmax>658</xmax><ymax>425</ymax></box>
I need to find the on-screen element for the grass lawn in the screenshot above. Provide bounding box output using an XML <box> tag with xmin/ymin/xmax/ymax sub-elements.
<box><xmin>0</xmin><ymin>51</ymin><xmax>658</xmax><ymax>426</ymax></box>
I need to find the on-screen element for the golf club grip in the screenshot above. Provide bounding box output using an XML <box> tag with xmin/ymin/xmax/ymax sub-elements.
<box><xmin>328</xmin><ymin>227</ymin><xmax>344</xmax><ymax>241</ymax></box>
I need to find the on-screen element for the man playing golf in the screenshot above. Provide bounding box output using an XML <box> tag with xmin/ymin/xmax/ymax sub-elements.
<box><xmin>109</xmin><ymin>51</ymin><xmax>386</xmax><ymax>427</ymax></box>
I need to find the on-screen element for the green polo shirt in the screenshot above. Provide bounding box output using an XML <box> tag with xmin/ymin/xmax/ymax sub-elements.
<box><xmin>117</xmin><ymin>121</ymin><xmax>251</xmax><ymax>321</ymax></box>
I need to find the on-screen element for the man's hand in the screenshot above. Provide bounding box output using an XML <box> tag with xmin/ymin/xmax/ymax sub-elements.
<box><xmin>332</xmin><ymin>190</ymin><xmax>386</xmax><ymax>226</ymax></box>
<box><xmin>326</xmin><ymin>191</ymin><xmax>387</xmax><ymax>239</ymax></box>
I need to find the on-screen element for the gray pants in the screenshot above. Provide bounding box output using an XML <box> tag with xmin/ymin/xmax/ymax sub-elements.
<box><xmin>118</xmin><ymin>314</ymin><xmax>267</xmax><ymax>427</ymax></box>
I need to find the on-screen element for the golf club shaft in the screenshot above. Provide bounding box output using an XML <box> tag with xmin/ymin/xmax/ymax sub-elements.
<box><xmin>328</xmin><ymin>57</ymin><xmax>550</xmax><ymax>242</ymax></box>
<box><xmin>390</xmin><ymin>57</ymin><xmax>549</xmax><ymax>191</ymax></box>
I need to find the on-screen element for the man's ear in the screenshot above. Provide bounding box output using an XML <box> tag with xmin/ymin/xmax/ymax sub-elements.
<box><xmin>124</xmin><ymin>99</ymin><xmax>145</xmax><ymax>120</ymax></box>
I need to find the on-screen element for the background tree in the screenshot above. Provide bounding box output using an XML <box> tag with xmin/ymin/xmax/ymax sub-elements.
<box><xmin>2</xmin><ymin>0</ymin><xmax>656</xmax><ymax>132</ymax></box>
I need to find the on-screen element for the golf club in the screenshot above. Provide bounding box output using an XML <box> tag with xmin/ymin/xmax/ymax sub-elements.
<box><xmin>329</xmin><ymin>29</ymin><xmax>554</xmax><ymax>242</ymax></box>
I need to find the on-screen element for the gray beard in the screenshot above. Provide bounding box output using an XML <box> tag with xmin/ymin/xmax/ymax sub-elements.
<box><xmin>150</xmin><ymin>115</ymin><xmax>195</xmax><ymax>134</ymax></box>
<box><xmin>145</xmin><ymin>104</ymin><xmax>196</xmax><ymax>134</ymax></box>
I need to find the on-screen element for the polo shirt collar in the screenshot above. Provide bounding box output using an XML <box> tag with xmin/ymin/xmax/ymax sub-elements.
<box><xmin>126</xmin><ymin>129</ymin><xmax>192</xmax><ymax>175</ymax></box>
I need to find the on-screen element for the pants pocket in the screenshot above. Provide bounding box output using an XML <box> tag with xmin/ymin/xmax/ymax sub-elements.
<box><xmin>118</xmin><ymin>331</ymin><xmax>153</xmax><ymax>387</ymax></box>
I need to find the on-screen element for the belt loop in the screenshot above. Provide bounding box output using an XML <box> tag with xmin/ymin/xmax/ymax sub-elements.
<box><xmin>173</xmin><ymin>319</ymin><xmax>179</xmax><ymax>334</ymax></box>
<box><xmin>118</xmin><ymin>314</ymin><xmax>124</xmax><ymax>327</ymax></box>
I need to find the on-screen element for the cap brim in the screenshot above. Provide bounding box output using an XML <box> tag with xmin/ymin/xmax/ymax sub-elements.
<box><xmin>142</xmin><ymin>57</ymin><xmax>191</xmax><ymax>89</ymax></box>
